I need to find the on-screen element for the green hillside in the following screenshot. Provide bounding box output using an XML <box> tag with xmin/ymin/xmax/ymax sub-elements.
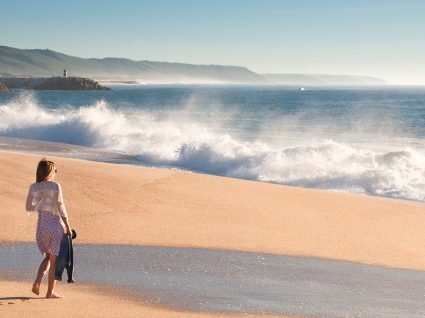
<box><xmin>0</xmin><ymin>46</ymin><xmax>387</xmax><ymax>85</ymax></box>
<box><xmin>0</xmin><ymin>46</ymin><xmax>265</xmax><ymax>83</ymax></box>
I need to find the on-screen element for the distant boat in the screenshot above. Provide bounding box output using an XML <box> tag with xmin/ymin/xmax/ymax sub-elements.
<box><xmin>299</xmin><ymin>87</ymin><xmax>305</xmax><ymax>91</ymax></box>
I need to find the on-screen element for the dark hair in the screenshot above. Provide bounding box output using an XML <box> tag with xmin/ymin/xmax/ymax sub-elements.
<box><xmin>36</xmin><ymin>159</ymin><xmax>56</xmax><ymax>183</ymax></box>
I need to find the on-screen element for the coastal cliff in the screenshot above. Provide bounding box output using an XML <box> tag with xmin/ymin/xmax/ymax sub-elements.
<box><xmin>0</xmin><ymin>77</ymin><xmax>109</xmax><ymax>90</ymax></box>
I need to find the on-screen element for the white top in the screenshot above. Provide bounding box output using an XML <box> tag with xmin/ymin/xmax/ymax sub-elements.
<box><xmin>26</xmin><ymin>181</ymin><xmax>68</xmax><ymax>217</ymax></box>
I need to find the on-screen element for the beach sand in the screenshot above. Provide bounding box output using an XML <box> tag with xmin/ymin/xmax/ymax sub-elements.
<box><xmin>1</xmin><ymin>149</ymin><xmax>424</xmax><ymax>316</ymax></box>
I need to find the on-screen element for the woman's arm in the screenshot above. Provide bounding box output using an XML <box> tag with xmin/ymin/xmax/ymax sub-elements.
<box><xmin>25</xmin><ymin>189</ymin><xmax>35</xmax><ymax>212</ymax></box>
<box><xmin>57</xmin><ymin>183</ymin><xmax>70</xmax><ymax>233</ymax></box>
<box><xmin>61</xmin><ymin>216</ymin><xmax>71</xmax><ymax>234</ymax></box>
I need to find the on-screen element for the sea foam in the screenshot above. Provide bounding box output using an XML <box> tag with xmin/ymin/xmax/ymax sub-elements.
<box><xmin>1</xmin><ymin>92</ymin><xmax>424</xmax><ymax>202</ymax></box>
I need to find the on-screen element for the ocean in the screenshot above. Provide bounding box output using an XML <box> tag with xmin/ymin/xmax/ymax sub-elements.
<box><xmin>1</xmin><ymin>85</ymin><xmax>424</xmax><ymax>202</ymax></box>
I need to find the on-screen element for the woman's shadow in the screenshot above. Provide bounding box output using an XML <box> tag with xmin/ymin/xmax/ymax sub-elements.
<box><xmin>0</xmin><ymin>296</ymin><xmax>42</xmax><ymax>304</ymax></box>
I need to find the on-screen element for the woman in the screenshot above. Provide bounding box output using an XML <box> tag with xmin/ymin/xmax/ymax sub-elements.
<box><xmin>26</xmin><ymin>159</ymin><xmax>71</xmax><ymax>298</ymax></box>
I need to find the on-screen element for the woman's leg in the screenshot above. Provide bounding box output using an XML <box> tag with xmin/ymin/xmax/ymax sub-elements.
<box><xmin>46</xmin><ymin>254</ymin><xmax>61</xmax><ymax>298</ymax></box>
<box><xmin>32</xmin><ymin>254</ymin><xmax>50</xmax><ymax>295</ymax></box>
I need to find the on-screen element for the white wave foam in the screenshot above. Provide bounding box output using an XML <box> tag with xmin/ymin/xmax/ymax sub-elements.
<box><xmin>1</xmin><ymin>92</ymin><xmax>425</xmax><ymax>202</ymax></box>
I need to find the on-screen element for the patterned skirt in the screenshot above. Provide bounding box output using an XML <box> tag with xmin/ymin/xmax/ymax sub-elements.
<box><xmin>36</xmin><ymin>211</ymin><xmax>64</xmax><ymax>256</ymax></box>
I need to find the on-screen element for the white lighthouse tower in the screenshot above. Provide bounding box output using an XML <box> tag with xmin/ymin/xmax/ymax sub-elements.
<box><xmin>63</xmin><ymin>69</ymin><xmax>67</xmax><ymax>78</ymax></box>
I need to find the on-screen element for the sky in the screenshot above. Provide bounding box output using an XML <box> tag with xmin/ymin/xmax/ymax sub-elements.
<box><xmin>1</xmin><ymin>0</ymin><xmax>425</xmax><ymax>84</ymax></box>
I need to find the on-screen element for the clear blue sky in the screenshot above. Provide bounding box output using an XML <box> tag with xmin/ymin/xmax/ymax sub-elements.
<box><xmin>1</xmin><ymin>0</ymin><xmax>425</xmax><ymax>84</ymax></box>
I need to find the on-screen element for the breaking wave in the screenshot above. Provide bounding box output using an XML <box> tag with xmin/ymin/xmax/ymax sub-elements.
<box><xmin>1</xmin><ymin>92</ymin><xmax>425</xmax><ymax>202</ymax></box>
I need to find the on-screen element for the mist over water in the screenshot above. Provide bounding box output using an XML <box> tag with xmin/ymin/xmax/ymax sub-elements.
<box><xmin>1</xmin><ymin>85</ymin><xmax>425</xmax><ymax>202</ymax></box>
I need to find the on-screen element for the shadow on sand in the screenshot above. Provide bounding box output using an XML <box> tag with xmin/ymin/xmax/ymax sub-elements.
<box><xmin>0</xmin><ymin>296</ymin><xmax>41</xmax><ymax>301</ymax></box>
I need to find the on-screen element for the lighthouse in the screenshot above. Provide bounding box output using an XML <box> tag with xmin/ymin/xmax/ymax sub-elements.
<box><xmin>63</xmin><ymin>69</ymin><xmax>67</xmax><ymax>78</ymax></box>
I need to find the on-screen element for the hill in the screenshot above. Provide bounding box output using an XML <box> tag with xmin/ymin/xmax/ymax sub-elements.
<box><xmin>0</xmin><ymin>46</ymin><xmax>387</xmax><ymax>85</ymax></box>
<box><xmin>0</xmin><ymin>46</ymin><xmax>264</xmax><ymax>83</ymax></box>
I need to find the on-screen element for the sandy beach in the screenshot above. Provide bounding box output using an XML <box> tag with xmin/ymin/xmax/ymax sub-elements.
<box><xmin>1</xmin><ymin>149</ymin><xmax>424</xmax><ymax>317</ymax></box>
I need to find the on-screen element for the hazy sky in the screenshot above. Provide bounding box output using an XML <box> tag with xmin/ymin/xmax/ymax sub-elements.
<box><xmin>1</xmin><ymin>0</ymin><xmax>425</xmax><ymax>84</ymax></box>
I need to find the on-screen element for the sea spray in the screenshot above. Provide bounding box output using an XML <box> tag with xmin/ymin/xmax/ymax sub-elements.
<box><xmin>1</xmin><ymin>90</ymin><xmax>424</xmax><ymax>202</ymax></box>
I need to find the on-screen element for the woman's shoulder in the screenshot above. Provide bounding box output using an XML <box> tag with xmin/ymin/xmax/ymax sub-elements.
<box><xmin>30</xmin><ymin>181</ymin><xmax>61</xmax><ymax>191</ymax></box>
<box><xmin>28</xmin><ymin>182</ymin><xmax>37</xmax><ymax>192</ymax></box>
<box><xmin>46</xmin><ymin>180</ymin><xmax>62</xmax><ymax>190</ymax></box>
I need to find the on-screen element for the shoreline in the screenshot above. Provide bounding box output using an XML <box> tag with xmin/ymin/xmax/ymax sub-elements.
<box><xmin>1</xmin><ymin>148</ymin><xmax>424</xmax><ymax>271</ymax></box>
<box><xmin>2</xmin><ymin>244</ymin><xmax>424</xmax><ymax>317</ymax></box>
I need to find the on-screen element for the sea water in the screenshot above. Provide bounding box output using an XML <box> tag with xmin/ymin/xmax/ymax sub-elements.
<box><xmin>0</xmin><ymin>85</ymin><xmax>424</xmax><ymax>201</ymax></box>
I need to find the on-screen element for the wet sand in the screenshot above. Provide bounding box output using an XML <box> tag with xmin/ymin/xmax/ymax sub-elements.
<box><xmin>1</xmin><ymin>243</ymin><xmax>425</xmax><ymax>317</ymax></box>
<box><xmin>0</xmin><ymin>281</ymin><xmax>288</xmax><ymax>318</ymax></box>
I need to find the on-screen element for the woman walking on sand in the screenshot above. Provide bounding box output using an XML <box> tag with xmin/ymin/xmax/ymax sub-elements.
<box><xmin>26</xmin><ymin>159</ymin><xmax>71</xmax><ymax>298</ymax></box>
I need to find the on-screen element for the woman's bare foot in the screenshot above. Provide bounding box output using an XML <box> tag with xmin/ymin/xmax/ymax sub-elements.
<box><xmin>46</xmin><ymin>292</ymin><xmax>62</xmax><ymax>299</ymax></box>
<box><xmin>32</xmin><ymin>283</ymin><xmax>40</xmax><ymax>296</ymax></box>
